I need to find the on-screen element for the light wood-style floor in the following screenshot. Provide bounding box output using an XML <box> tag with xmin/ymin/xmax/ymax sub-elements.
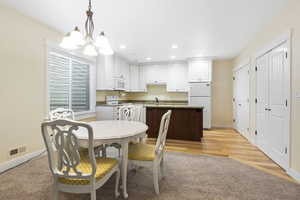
<box><xmin>82</xmin><ymin>118</ymin><xmax>295</xmax><ymax>183</ymax></box>
<box><xmin>147</xmin><ymin>129</ymin><xmax>296</xmax><ymax>183</ymax></box>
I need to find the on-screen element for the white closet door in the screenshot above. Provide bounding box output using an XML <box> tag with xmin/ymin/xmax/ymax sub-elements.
<box><xmin>234</xmin><ymin>64</ymin><xmax>250</xmax><ymax>139</ymax></box>
<box><xmin>256</xmin><ymin>54</ymin><xmax>269</xmax><ymax>150</ymax></box>
<box><xmin>255</xmin><ymin>41</ymin><xmax>289</xmax><ymax>169</ymax></box>
<box><xmin>268</xmin><ymin>42</ymin><xmax>288</xmax><ymax>168</ymax></box>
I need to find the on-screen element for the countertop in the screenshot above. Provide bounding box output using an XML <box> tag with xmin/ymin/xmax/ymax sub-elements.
<box><xmin>144</xmin><ymin>104</ymin><xmax>203</xmax><ymax>109</ymax></box>
<box><xmin>96</xmin><ymin>101</ymin><xmax>203</xmax><ymax>109</ymax></box>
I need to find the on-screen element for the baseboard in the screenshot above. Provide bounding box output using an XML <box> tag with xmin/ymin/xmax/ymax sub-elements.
<box><xmin>0</xmin><ymin>149</ymin><xmax>45</xmax><ymax>174</ymax></box>
<box><xmin>212</xmin><ymin>125</ymin><xmax>233</xmax><ymax>129</ymax></box>
<box><xmin>287</xmin><ymin>168</ymin><xmax>300</xmax><ymax>183</ymax></box>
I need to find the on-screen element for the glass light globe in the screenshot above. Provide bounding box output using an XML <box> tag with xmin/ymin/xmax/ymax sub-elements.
<box><xmin>70</xmin><ymin>27</ymin><xmax>85</xmax><ymax>46</ymax></box>
<box><xmin>98</xmin><ymin>46</ymin><xmax>114</xmax><ymax>55</ymax></box>
<box><xmin>59</xmin><ymin>33</ymin><xmax>78</xmax><ymax>50</ymax></box>
<box><xmin>83</xmin><ymin>43</ymin><xmax>98</xmax><ymax>56</ymax></box>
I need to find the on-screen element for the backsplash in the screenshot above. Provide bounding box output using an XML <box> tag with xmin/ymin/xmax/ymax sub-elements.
<box><xmin>96</xmin><ymin>85</ymin><xmax>188</xmax><ymax>102</ymax></box>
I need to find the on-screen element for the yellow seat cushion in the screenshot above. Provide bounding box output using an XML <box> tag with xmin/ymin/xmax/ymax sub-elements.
<box><xmin>128</xmin><ymin>143</ymin><xmax>156</xmax><ymax>161</ymax></box>
<box><xmin>58</xmin><ymin>152</ymin><xmax>118</xmax><ymax>185</ymax></box>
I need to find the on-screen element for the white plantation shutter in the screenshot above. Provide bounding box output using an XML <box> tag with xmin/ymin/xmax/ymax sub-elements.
<box><xmin>48</xmin><ymin>52</ymin><xmax>90</xmax><ymax>112</ymax></box>
<box><xmin>71</xmin><ymin>60</ymin><xmax>90</xmax><ymax>112</ymax></box>
<box><xmin>48</xmin><ymin>53</ymin><xmax>70</xmax><ymax>111</ymax></box>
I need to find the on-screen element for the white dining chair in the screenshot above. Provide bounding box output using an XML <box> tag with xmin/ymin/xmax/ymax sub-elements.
<box><xmin>41</xmin><ymin>119</ymin><xmax>120</xmax><ymax>200</ymax></box>
<box><xmin>118</xmin><ymin>105</ymin><xmax>136</xmax><ymax>121</ymax></box>
<box><xmin>128</xmin><ymin>110</ymin><xmax>172</xmax><ymax>195</ymax></box>
<box><xmin>49</xmin><ymin>108</ymin><xmax>75</xmax><ymax>120</ymax></box>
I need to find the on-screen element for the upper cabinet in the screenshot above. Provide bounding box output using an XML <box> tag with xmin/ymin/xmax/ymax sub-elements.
<box><xmin>97</xmin><ymin>56</ymin><xmax>213</xmax><ymax>92</ymax></box>
<box><xmin>188</xmin><ymin>59</ymin><xmax>212</xmax><ymax>82</ymax></box>
<box><xmin>96</xmin><ymin>55</ymin><xmax>114</xmax><ymax>90</ymax></box>
<box><xmin>142</xmin><ymin>64</ymin><xmax>168</xmax><ymax>84</ymax></box>
<box><xmin>96</xmin><ymin>54</ymin><xmax>130</xmax><ymax>91</ymax></box>
<box><xmin>167</xmin><ymin>63</ymin><xmax>188</xmax><ymax>92</ymax></box>
<box><xmin>129</xmin><ymin>65</ymin><xmax>146</xmax><ymax>92</ymax></box>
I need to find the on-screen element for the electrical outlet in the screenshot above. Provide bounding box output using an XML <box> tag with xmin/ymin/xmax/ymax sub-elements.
<box><xmin>18</xmin><ymin>146</ymin><xmax>26</xmax><ymax>153</ymax></box>
<box><xmin>9</xmin><ymin>148</ymin><xmax>18</xmax><ymax>156</ymax></box>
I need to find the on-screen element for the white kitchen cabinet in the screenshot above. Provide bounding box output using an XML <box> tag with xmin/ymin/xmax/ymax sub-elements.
<box><xmin>130</xmin><ymin>65</ymin><xmax>146</xmax><ymax>92</ymax></box>
<box><xmin>188</xmin><ymin>59</ymin><xmax>212</xmax><ymax>82</ymax></box>
<box><xmin>167</xmin><ymin>63</ymin><xmax>188</xmax><ymax>92</ymax></box>
<box><xmin>142</xmin><ymin>64</ymin><xmax>168</xmax><ymax>84</ymax></box>
<box><xmin>114</xmin><ymin>55</ymin><xmax>130</xmax><ymax>91</ymax></box>
<box><xmin>96</xmin><ymin>55</ymin><xmax>115</xmax><ymax>90</ymax></box>
<box><xmin>139</xmin><ymin>66</ymin><xmax>147</xmax><ymax>91</ymax></box>
<box><xmin>96</xmin><ymin>106</ymin><xmax>118</xmax><ymax>120</ymax></box>
<box><xmin>122</xmin><ymin>62</ymin><xmax>130</xmax><ymax>91</ymax></box>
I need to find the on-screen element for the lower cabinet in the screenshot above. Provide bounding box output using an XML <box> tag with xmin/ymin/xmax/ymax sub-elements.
<box><xmin>146</xmin><ymin>107</ymin><xmax>203</xmax><ymax>141</ymax></box>
<box><xmin>96</xmin><ymin>106</ymin><xmax>118</xmax><ymax>120</ymax></box>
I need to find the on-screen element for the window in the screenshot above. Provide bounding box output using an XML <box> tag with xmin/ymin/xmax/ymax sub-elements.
<box><xmin>48</xmin><ymin>52</ymin><xmax>90</xmax><ymax>113</ymax></box>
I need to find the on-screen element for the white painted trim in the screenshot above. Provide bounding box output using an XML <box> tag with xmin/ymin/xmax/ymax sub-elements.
<box><xmin>0</xmin><ymin>150</ymin><xmax>45</xmax><ymax>174</ymax></box>
<box><xmin>253</xmin><ymin>30</ymin><xmax>292</xmax><ymax>170</ymax></box>
<box><xmin>232</xmin><ymin>60</ymin><xmax>251</xmax><ymax>141</ymax></box>
<box><xmin>233</xmin><ymin>57</ymin><xmax>251</xmax><ymax>72</ymax></box>
<box><xmin>45</xmin><ymin>42</ymin><xmax>97</xmax><ymax>117</ymax></box>
<box><xmin>287</xmin><ymin>168</ymin><xmax>300</xmax><ymax>183</ymax></box>
<box><xmin>211</xmin><ymin>125</ymin><xmax>233</xmax><ymax>129</ymax></box>
<box><xmin>254</xmin><ymin>29</ymin><xmax>292</xmax><ymax>59</ymax></box>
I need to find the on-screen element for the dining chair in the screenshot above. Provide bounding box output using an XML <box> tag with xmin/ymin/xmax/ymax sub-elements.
<box><xmin>118</xmin><ymin>105</ymin><xmax>136</xmax><ymax>121</ymax></box>
<box><xmin>41</xmin><ymin>119</ymin><xmax>120</xmax><ymax>200</ymax></box>
<box><xmin>49</xmin><ymin>108</ymin><xmax>75</xmax><ymax>120</ymax></box>
<box><xmin>128</xmin><ymin>110</ymin><xmax>172</xmax><ymax>195</ymax></box>
<box><xmin>108</xmin><ymin>105</ymin><xmax>138</xmax><ymax>156</ymax></box>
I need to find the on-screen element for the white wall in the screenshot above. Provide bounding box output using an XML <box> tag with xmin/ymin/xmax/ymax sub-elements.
<box><xmin>212</xmin><ymin>60</ymin><xmax>233</xmax><ymax>128</ymax></box>
<box><xmin>233</xmin><ymin>0</ymin><xmax>300</xmax><ymax>175</ymax></box>
<box><xmin>0</xmin><ymin>4</ymin><xmax>62</xmax><ymax>163</ymax></box>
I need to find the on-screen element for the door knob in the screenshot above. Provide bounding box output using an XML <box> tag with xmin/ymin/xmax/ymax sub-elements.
<box><xmin>238</xmin><ymin>104</ymin><xmax>242</xmax><ymax>106</ymax></box>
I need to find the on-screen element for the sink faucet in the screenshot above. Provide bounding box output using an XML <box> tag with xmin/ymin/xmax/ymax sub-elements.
<box><xmin>155</xmin><ymin>97</ymin><xmax>159</xmax><ymax>104</ymax></box>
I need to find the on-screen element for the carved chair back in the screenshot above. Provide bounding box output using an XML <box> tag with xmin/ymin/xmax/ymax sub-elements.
<box><xmin>155</xmin><ymin>110</ymin><xmax>172</xmax><ymax>157</ymax></box>
<box><xmin>118</xmin><ymin>105</ymin><xmax>136</xmax><ymax>121</ymax></box>
<box><xmin>49</xmin><ymin>108</ymin><xmax>75</xmax><ymax>120</ymax></box>
<box><xmin>41</xmin><ymin>120</ymin><xmax>96</xmax><ymax>183</ymax></box>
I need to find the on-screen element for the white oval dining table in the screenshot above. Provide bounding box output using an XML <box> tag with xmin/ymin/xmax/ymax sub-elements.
<box><xmin>75</xmin><ymin>120</ymin><xmax>148</xmax><ymax>199</ymax></box>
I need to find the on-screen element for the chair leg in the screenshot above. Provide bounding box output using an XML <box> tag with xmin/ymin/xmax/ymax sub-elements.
<box><xmin>53</xmin><ymin>184</ymin><xmax>59</xmax><ymax>200</ymax></box>
<box><xmin>160</xmin><ymin>157</ymin><xmax>164</xmax><ymax>180</ymax></box>
<box><xmin>102</xmin><ymin>145</ymin><xmax>107</xmax><ymax>158</ymax></box>
<box><xmin>115</xmin><ymin>169</ymin><xmax>120</xmax><ymax>198</ymax></box>
<box><xmin>153</xmin><ymin>163</ymin><xmax>160</xmax><ymax>195</ymax></box>
<box><xmin>118</xmin><ymin>147</ymin><xmax>121</xmax><ymax>157</ymax></box>
<box><xmin>91</xmin><ymin>190</ymin><xmax>96</xmax><ymax>200</ymax></box>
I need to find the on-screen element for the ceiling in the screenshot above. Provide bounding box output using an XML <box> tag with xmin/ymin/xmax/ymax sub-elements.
<box><xmin>0</xmin><ymin>0</ymin><xmax>289</xmax><ymax>62</ymax></box>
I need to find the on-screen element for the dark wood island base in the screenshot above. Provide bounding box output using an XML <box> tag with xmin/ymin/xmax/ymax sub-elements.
<box><xmin>146</xmin><ymin>105</ymin><xmax>203</xmax><ymax>141</ymax></box>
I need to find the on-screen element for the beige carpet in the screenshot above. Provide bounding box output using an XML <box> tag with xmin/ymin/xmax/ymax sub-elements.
<box><xmin>0</xmin><ymin>152</ymin><xmax>299</xmax><ymax>200</ymax></box>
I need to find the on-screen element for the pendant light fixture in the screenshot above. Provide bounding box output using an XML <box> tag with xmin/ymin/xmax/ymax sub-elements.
<box><xmin>60</xmin><ymin>0</ymin><xmax>114</xmax><ymax>56</ymax></box>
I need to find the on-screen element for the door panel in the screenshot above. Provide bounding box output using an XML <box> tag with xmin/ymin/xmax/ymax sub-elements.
<box><xmin>234</xmin><ymin>64</ymin><xmax>249</xmax><ymax>139</ymax></box>
<box><xmin>268</xmin><ymin>43</ymin><xmax>288</xmax><ymax>167</ymax></box>
<box><xmin>256</xmin><ymin>54</ymin><xmax>269</xmax><ymax>150</ymax></box>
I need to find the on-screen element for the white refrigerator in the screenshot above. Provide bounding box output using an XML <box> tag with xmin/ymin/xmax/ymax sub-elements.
<box><xmin>188</xmin><ymin>82</ymin><xmax>211</xmax><ymax>129</ymax></box>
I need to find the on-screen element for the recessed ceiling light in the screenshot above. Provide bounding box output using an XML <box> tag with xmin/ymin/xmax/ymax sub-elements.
<box><xmin>196</xmin><ymin>53</ymin><xmax>204</xmax><ymax>57</ymax></box>
<box><xmin>146</xmin><ymin>57</ymin><xmax>152</xmax><ymax>61</ymax></box>
<box><xmin>119</xmin><ymin>45</ymin><xmax>126</xmax><ymax>49</ymax></box>
<box><xmin>171</xmin><ymin>55</ymin><xmax>176</xmax><ymax>59</ymax></box>
<box><xmin>171</xmin><ymin>44</ymin><xmax>178</xmax><ymax>49</ymax></box>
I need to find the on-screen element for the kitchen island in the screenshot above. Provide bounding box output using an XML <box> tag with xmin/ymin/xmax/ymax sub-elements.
<box><xmin>146</xmin><ymin>105</ymin><xmax>203</xmax><ymax>141</ymax></box>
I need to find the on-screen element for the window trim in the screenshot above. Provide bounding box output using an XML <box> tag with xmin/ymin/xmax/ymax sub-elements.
<box><xmin>45</xmin><ymin>42</ymin><xmax>96</xmax><ymax>120</ymax></box>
